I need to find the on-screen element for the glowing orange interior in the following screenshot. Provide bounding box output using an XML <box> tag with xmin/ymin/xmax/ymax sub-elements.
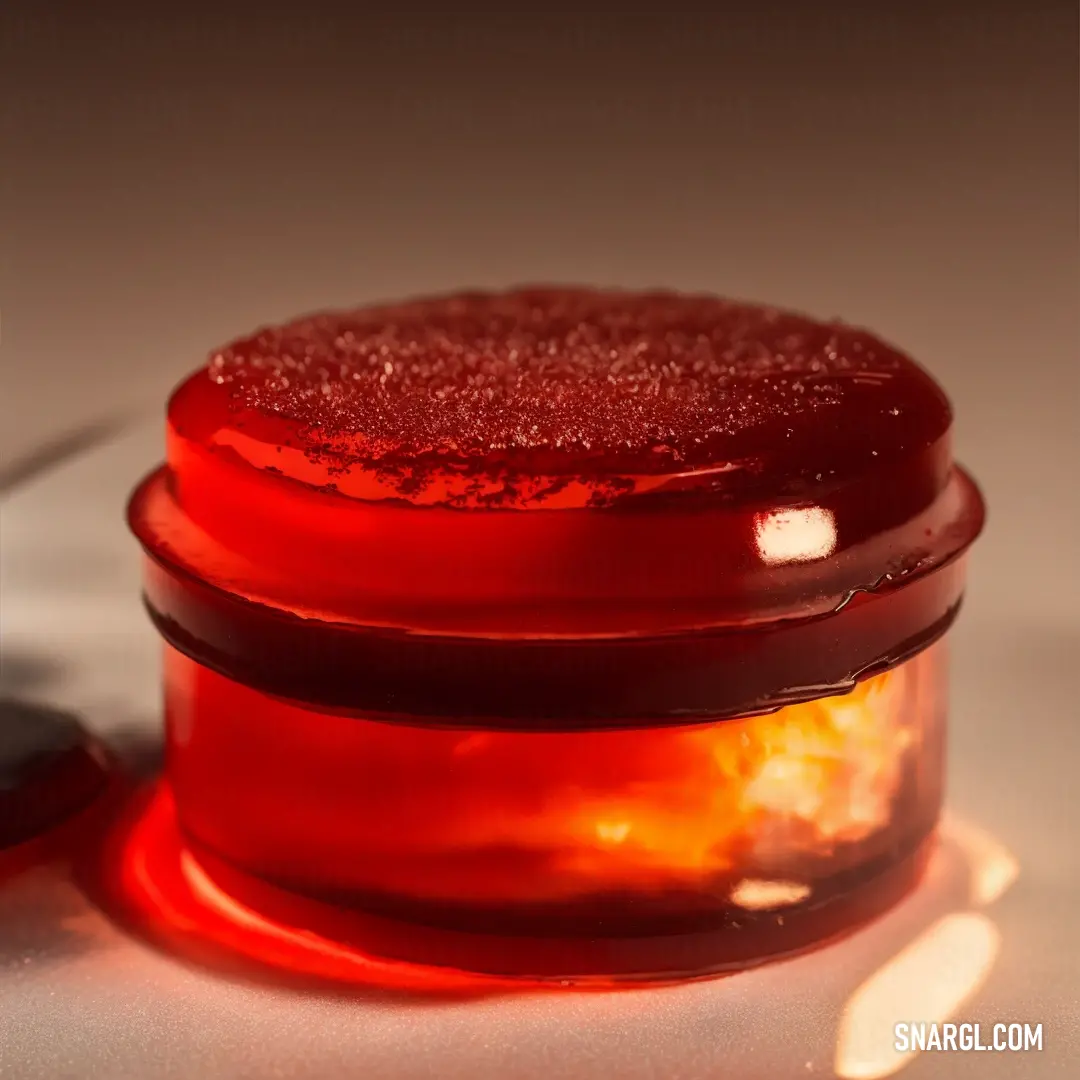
<box><xmin>165</xmin><ymin>643</ymin><xmax>944</xmax><ymax>933</ymax></box>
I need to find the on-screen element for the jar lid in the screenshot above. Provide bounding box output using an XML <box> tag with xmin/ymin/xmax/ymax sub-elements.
<box><xmin>129</xmin><ymin>288</ymin><xmax>984</xmax><ymax>725</ymax></box>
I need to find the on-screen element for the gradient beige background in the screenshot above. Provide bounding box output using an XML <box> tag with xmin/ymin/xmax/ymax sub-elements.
<box><xmin>3</xmin><ymin>4</ymin><xmax>1076</xmax><ymax>454</ymax></box>
<box><xmin>1</xmin><ymin>3</ymin><xmax>1078</xmax><ymax>1077</ymax></box>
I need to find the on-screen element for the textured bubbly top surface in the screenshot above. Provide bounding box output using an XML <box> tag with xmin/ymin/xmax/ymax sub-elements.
<box><xmin>191</xmin><ymin>287</ymin><xmax>952</xmax><ymax>504</ymax></box>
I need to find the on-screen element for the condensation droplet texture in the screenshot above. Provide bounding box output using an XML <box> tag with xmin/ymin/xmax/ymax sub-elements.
<box><xmin>203</xmin><ymin>287</ymin><xmax>950</xmax><ymax>502</ymax></box>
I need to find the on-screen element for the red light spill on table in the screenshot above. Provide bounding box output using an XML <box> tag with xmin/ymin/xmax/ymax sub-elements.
<box><xmin>110</xmin><ymin>780</ymin><xmax>1018</xmax><ymax>1060</ymax></box>
<box><xmin>178</xmin><ymin>850</ymin><xmax>412</xmax><ymax>983</ymax></box>
<box><xmin>115</xmin><ymin>785</ymin><xmax>565</xmax><ymax>993</ymax></box>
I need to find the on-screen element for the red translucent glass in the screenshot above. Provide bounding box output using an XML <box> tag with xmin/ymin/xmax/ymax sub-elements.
<box><xmin>161</xmin><ymin>643</ymin><xmax>945</xmax><ymax>979</ymax></box>
<box><xmin>127</xmin><ymin>289</ymin><xmax>984</xmax><ymax>981</ymax></box>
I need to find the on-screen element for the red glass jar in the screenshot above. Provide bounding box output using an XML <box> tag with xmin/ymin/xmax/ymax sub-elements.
<box><xmin>128</xmin><ymin>289</ymin><xmax>984</xmax><ymax>981</ymax></box>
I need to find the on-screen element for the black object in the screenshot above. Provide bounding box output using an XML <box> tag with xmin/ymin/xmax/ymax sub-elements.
<box><xmin>0</xmin><ymin>700</ymin><xmax>109</xmax><ymax>849</ymax></box>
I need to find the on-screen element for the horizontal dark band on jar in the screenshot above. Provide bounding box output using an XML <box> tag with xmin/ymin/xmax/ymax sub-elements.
<box><xmin>141</xmin><ymin>552</ymin><xmax>968</xmax><ymax>729</ymax></box>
